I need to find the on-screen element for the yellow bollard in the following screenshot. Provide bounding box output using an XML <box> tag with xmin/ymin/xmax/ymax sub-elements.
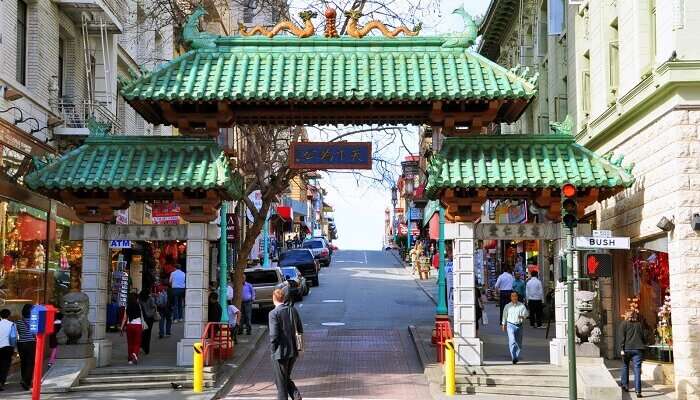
<box><xmin>444</xmin><ymin>339</ymin><xmax>456</xmax><ymax>396</ymax></box>
<box><xmin>193</xmin><ymin>342</ymin><xmax>204</xmax><ymax>393</ymax></box>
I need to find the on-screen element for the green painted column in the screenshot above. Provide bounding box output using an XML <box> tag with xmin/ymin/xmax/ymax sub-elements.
<box><xmin>263</xmin><ymin>212</ymin><xmax>270</xmax><ymax>267</ymax></box>
<box><xmin>436</xmin><ymin>205</ymin><xmax>448</xmax><ymax>315</ymax></box>
<box><xmin>219</xmin><ymin>202</ymin><xmax>229</xmax><ymax>323</ymax></box>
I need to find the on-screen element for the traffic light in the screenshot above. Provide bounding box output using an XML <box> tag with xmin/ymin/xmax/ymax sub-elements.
<box><xmin>561</xmin><ymin>183</ymin><xmax>578</xmax><ymax>229</ymax></box>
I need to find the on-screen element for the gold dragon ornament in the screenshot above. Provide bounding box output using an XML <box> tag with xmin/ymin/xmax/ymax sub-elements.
<box><xmin>239</xmin><ymin>10</ymin><xmax>317</xmax><ymax>38</ymax></box>
<box><xmin>344</xmin><ymin>10</ymin><xmax>422</xmax><ymax>38</ymax></box>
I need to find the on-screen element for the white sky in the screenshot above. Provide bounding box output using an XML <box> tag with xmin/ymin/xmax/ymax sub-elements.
<box><xmin>305</xmin><ymin>0</ymin><xmax>492</xmax><ymax>250</ymax></box>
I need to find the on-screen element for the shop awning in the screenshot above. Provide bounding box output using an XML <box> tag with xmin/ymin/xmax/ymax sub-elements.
<box><xmin>423</xmin><ymin>200</ymin><xmax>441</xmax><ymax>227</ymax></box>
<box><xmin>276</xmin><ymin>206</ymin><xmax>292</xmax><ymax>221</ymax></box>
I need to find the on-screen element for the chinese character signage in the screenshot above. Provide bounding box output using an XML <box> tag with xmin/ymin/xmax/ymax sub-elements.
<box><xmin>289</xmin><ymin>142</ymin><xmax>372</xmax><ymax>170</ymax></box>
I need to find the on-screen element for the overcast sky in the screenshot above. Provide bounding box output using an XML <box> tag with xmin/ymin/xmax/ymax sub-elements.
<box><xmin>306</xmin><ymin>0</ymin><xmax>492</xmax><ymax>250</ymax></box>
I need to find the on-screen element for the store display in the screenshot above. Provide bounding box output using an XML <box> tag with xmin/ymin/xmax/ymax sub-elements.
<box><xmin>656</xmin><ymin>291</ymin><xmax>672</xmax><ymax>346</ymax></box>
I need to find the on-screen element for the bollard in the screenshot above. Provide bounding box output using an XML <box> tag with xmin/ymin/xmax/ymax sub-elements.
<box><xmin>444</xmin><ymin>339</ymin><xmax>455</xmax><ymax>396</ymax></box>
<box><xmin>193</xmin><ymin>342</ymin><xmax>204</xmax><ymax>393</ymax></box>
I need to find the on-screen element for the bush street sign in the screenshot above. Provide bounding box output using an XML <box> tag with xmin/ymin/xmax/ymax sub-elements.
<box><xmin>289</xmin><ymin>142</ymin><xmax>372</xmax><ymax>170</ymax></box>
<box><xmin>575</xmin><ymin>236</ymin><xmax>630</xmax><ymax>249</ymax></box>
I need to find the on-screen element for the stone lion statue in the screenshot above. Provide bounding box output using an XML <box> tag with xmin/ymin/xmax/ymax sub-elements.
<box><xmin>575</xmin><ymin>290</ymin><xmax>602</xmax><ymax>344</ymax></box>
<box><xmin>56</xmin><ymin>291</ymin><xmax>93</xmax><ymax>345</ymax></box>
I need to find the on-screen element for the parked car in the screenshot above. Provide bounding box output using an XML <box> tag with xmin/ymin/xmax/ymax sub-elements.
<box><xmin>311</xmin><ymin>236</ymin><xmax>334</xmax><ymax>257</ymax></box>
<box><xmin>279</xmin><ymin>249</ymin><xmax>320</xmax><ymax>286</ymax></box>
<box><xmin>302</xmin><ymin>239</ymin><xmax>331</xmax><ymax>267</ymax></box>
<box><xmin>244</xmin><ymin>267</ymin><xmax>285</xmax><ymax>311</ymax></box>
<box><xmin>280</xmin><ymin>267</ymin><xmax>308</xmax><ymax>302</ymax></box>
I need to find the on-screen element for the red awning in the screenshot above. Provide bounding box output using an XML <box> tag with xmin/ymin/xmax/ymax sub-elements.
<box><xmin>276</xmin><ymin>206</ymin><xmax>292</xmax><ymax>221</ymax></box>
<box><xmin>414</xmin><ymin>184</ymin><xmax>425</xmax><ymax>199</ymax></box>
<box><xmin>429</xmin><ymin>213</ymin><xmax>439</xmax><ymax>240</ymax></box>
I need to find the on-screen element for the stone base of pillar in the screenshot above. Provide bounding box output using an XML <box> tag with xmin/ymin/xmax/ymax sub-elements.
<box><xmin>549</xmin><ymin>338</ymin><xmax>567</xmax><ymax>366</ymax></box>
<box><xmin>177</xmin><ymin>338</ymin><xmax>199</xmax><ymax>366</ymax></box>
<box><xmin>455</xmin><ymin>337</ymin><xmax>483</xmax><ymax>366</ymax></box>
<box><xmin>92</xmin><ymin>339</ymin><xmax>112</xmax><ymax>367</ymax></box>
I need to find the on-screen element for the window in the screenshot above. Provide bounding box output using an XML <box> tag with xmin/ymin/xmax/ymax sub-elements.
<box><xmin>582</xmin><ymin>71</ymin><xmax>591</xmax><ymax>115</ymax></box>
<box><xmin>243</xmin><ymin>0</ymin><xmax>255</xmax><ymax>23</ymax></box>
<box><xmin>58</xmin><ymin>38</ymin><xmax>65</xmax><ymax>100</ymax></box>
<box><xmin>650</xmin><ymin>0</ymin><xmax>657</xmax><ymax>67</ymax></box>
<box><xmin>16</xmin><ymin>0</ymin><xmax>27</xmax><ymax>84</ymax></box>
<box><xmin>608</xmin><ymin>19</ymin><xmax>619</xmax><ymax>99</ymax></box>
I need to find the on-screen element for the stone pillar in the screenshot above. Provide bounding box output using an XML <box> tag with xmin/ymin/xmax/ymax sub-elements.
<box><xmin>452</xmin><ymin>222</ymin><xmax>483</xmax><ymax>366</ymax></box>
<box><xmin>81</xmin><ymin>223</ymin><xmax>111</xmax><ymax>367</ymax></box>
<box><xmin>177</xmin><ymin>223</ymin><xmax>210</xmax><ymax>366</ymax></box>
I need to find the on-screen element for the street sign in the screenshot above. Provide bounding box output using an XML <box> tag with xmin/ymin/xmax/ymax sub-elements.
<box><xmin>592</xmin><ymin>230</ymin><xmax>612</xmax><ymax>238</ymax></box>
<box><xmin>289</xmin><ymin>142</ymin><xmax>372</xmax><ymax>170</ymax></box>
<box><xmin>226</xmin><ymin>213</ymin><xmax>238</xmax><ymax>241</ymax></box>
<box><xmin>408</xmin><ymin>207</ymin><xmax>422</xmax><ymax>221</ymax></box>
<box><xmin>109</xmin><ymin>240</ymin><xmax>132</xmax><ymax>249</ymax></box>
<box><xmin>575</xmin><ymin>236</ymin><xmax>630</xmax><ymax>249</ymax></box>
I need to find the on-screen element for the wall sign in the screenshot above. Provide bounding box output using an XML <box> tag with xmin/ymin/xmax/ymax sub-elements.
<box><xmin>109</xmin><ymin>240</ymin><xmax>132</xmax><ymax>249</ymax></box>
<box><xmin>475</xmin><ymin>223</ymin><xmax>560</xmax><ymax>240</ymax></box>
<box><xmin>289</xmin><ymin>142</ymin><xmax>372</xmax><ymax>170</ymax></box>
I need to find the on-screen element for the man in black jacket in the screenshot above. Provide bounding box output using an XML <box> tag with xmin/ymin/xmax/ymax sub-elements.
<box><xmin>269</xmin><ymin>288</ymin><xmax>303</xmax><ymax>400</ymax></box>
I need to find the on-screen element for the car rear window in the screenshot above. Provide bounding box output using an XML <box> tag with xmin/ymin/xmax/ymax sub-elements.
<box><xmin>281</xmin><ymin>268</ymin><xmax>298</xmax><ymax>279</ymax></box>
<box><xmin>245</xmin><ymin>270</ymin><xmax>280</xmax><ymax>285</ymax></box>
<box><xmin>302</xmin><ymin>240</ymin><xmax>324</xmax><ymax>249</ymax></box>
<box><xmin>280</xmin><ymin>250</ymin><xmax>314</xmax><ymax>264</ymax></box>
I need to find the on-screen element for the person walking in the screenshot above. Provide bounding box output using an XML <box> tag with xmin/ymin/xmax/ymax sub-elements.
<box><xmin>121</xmin><ymin>292</ymin><xmax>144</xmax><ymax>364</ymax></box>
<box><xmin>240</xmin><ymin>275</ymin><xmax>255</xmax><ymax>335</ymax></box>
<box><xmin>15</xmin><ymin>304</ymin><xmax>36</xmax><ymax>390</ymax></box>
<box><xmin>156</xmin><ymin>284</ymin><xmax>173</xmax><ymax>338</ymax></box>
<box><xmin>618</xmin><ymin>310</ymin><xmax>647</xmax><ymax>398</ymax></box>
<box><xmin>512</xmin><ymin>271</ymin><xmax>526</xmax><ymax>302</ymax></box>
<box><xmin>501</xmin><ymin>291</ymin><xmax>529</xmax><ymax>364</ymax></box>
<box><xmin>475</xmin><ymin>281</ymin><xmax>483</xmax><ymax>335</ymax></box>
<box><xmin>0</xmin><ymin>309</ymin><xmax>17</xmax><ymax>391</ymax></box>
<box><xmin>526</xmin><ymin>270</ymin><xmax>544</xmax><ymax>328</ymax></box>
<box><xmin>169</xmin><ymin>264</ymin><xmax>186</xmax><ymax>322</ymax></box>
<box><xmin>47</xmin><ymin>312</ymin><xmax>63</xmax><ymax>368</ymax></box>
<box><xmin>227</xmin><ymin>303</ymin><xmax>241</xmax><ymax>344</ymax></box>
<box><xmin>269</xmin><ymin>288</ymin><xmax>303</xmax><ymax>400</ymax></box>
<box><xmin>208</xmin><ymin>292</ymin><xmax>223</xmax><ymax>322</ymax></box>
<box><xmin>494</xmin><ymin>267</ymin><xmax>514</xmax><ymax>322</ymax></box>
<box><xmin>139</xmin><ymin>288</ymin><xmax>157</xmax><ymax>355</ymax></box>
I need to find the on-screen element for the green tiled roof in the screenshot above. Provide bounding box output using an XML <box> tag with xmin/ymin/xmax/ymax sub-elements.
<box><xmin>120</xmin><ymin>36</ymin><xmax>537</xmax><ymax>104</ymax></box>
<box><xmin>25</xmin><ymin>136</ymin><xmax>243</xmax><ymax>199</ymax></box>
<box><xmin>425</xmin><ymin>135</ymin><xmax>635</xmax><ymax>198</ymax></box>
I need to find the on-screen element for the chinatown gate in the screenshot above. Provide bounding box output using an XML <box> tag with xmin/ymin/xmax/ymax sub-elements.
<box><xmin>25</xmin><ymin>7</ymin><xmax>634</xmax><ymax>368</ymax></box>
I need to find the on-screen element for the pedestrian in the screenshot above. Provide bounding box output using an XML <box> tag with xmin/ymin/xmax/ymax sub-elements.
<box><xmin>269</xmin><ymin>288</ymin><xmax>303</xmax><ymax>400</ymax></box>
<box><xmin>227</xmin><ymin>303</ymin><xmax>241</xmax><ymax>344</ymax></box>
<box><xmin>475</xmin><ymin>280</ymin><xmax>483</xmax><ymax>335</ymax></box>
<box><xmin>208</xmin><ymin>292</ymin><xmax>222</xmax><ymax>322</ymax></box>
<box><xmin>512</xmin><ymin>271</ymin><xmax>526</xmax><ymax>302</ymax></box>
<box><xmin>121</xmin><ymin>292</ymin><xmax>144</xmax><ymax>364</ymax></box>
<box><xmin>494</xmin><ymin>267</ymin><xmax>514</xmax><ymax>322</ymax></box>
<box><xmin>48</xmin><ymin>311</ymin><xmax>63</xmax><ymax>368</ymax></box>
<box><xmin>169</xmin><ymin>264</ymin><xmax>186</xmax><ymax>322</ymax></box>
<box><xmin>501</xmin><ymin>291</ymin><xmax>528</xmax><ymax>364</ymax></box>
<box><xmin>526</xmin><ymin>270</ymin><xmax>544</xmax><ymax>328</ymax></box>
<box><xmin>139</xmin><ymin>288</ymin><xmax>157</xmax><ymax>355</ymax></box>
<box><xmin>156</xmin><ymin>283</ymin><xmax>173</xmax><ymax>338</ymax></box>
<box><xmin>239</xmin><ymin>275</ymin><xmax>255</xmax><ymax>335</ymax></box>
<box><xmin>0</xmin><ymin>308</ymin><xmax>17</xmax><ymax>391</ymax></box>
<box><xmin>227</xmin><ymin>275</ymin><xmax>234</xmax><ymax>303</ymax></box>
<box><xmin>15</xmin><ymin>304</ymin><xmax>36</xmax><ymax>390</ymax></box>
<box><xmin>618</xmin><ymin>309</ymin><xmax>647</xmax><ymax>398</ymax></box>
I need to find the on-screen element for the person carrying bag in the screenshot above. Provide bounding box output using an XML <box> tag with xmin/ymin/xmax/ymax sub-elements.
<box><xmin>269</xmin><ymin>288</ymin><xmax>303</xmax><ymax>400</ymax></box>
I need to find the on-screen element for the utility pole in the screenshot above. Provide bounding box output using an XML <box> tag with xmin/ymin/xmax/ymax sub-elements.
<box><xmin>436</xmin><ymin>204</ymin><xmax>448</xmax><ymax>315</ymax></box>
<box><xmin>219</xmin><ymin>202</ymin><xmax>228</xmax><ymax>322</ymax></box>
<box><xmin>263</xmin><ymin>211</ymin><xmax>270</xmax><ymax>267</ymax></box>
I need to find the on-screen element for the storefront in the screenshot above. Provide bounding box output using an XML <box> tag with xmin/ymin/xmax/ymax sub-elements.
<box><xmin>0</xmin><ymin>118</ymin><xmax>82</xmax><ymax>315</ymax></box>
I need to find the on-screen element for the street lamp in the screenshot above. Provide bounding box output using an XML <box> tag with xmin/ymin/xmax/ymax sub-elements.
<box><xmin>401</xmin><ymin>160</ymin><xmax>419</xmax><ymax>251</ymax></box>
<box><xmin>391</xmin><ymin>185</ymin><xmax>398</xmax><ymax>244</ymax></box>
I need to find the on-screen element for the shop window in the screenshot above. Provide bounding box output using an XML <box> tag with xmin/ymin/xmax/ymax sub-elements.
<box><xmin>16</xmin><ymin>0</ymin><xmax>27</xmax><ymax>85</ymax></box>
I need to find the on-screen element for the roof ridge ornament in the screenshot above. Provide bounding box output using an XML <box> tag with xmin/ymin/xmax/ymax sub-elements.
<box><xmin>549</xmin><ymin>115</ymin><xmax>574</xmax><ymax>136</ymax></box>
<box><xmin>324</xmin><ymin>8</ymin><xmax>339</xmax><ymax>38</ymax></box>
<box><xmin>238</xmin><ymin>10</ymin><xmax>317</xmax><ymax>38</ymax></box>
<box><xmin>183</xmin><ymin>6</ymin><xmax>217</xmax><ymax>49</ymax></box>
<box><xmin>442</xmin><ymin>6</ymin><xmax>480</xmax><ymax>48</ymax></box>
<box><xmin>344</xmin><ymin>9</ymin><xmax>421</xmax><ymax>38</ymax></box>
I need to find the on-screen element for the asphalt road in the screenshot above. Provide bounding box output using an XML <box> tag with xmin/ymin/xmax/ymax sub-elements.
<box><xmin>224</xmin><ymin>249</ymin><xmax>435</xmax><ymax>399</ymax></box>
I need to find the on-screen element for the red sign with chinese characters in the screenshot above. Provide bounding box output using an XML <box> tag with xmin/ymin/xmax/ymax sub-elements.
<box><xmin>289</xmin><ymin>142</ymin><xmax>372</xmax><ymax>170</ymax></box>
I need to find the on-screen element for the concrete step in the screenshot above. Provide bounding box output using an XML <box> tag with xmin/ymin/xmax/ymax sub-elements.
<box><xmin>461</xmin><ymin>365</ymin><xmax>568</xmax><ymax>377</ymax></box>
<box><xmin>455</xmin><ymin>374</ymin><xmax>569</xmax><ymax>387</ymax></box>
<box><xmin>457</xmin><ymin>383</ymin><xmax>575</xmax><ymax>398</ymax></box>
<box><xmin>88</xmin><ymin>366</ymin><xmax>214</xmax><ymax>376</ymax></box>
<box><xmin>80</xmin><ymin>373</ymin><xmax>214</xmax><ymax>385</ymax></box>
<box><xmin>71</xmin><ymin>380</ymin><xmax>215</xmax><ymax>392</ymax></box>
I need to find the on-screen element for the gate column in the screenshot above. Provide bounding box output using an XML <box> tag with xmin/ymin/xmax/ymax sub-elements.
<box><xmin>81</xmin><ymin>223</ymin><xmax>112</xmax><ymax>367</ymax></box>
<box><xmin>177</xmin><ymin>223</ymin><xmax>212</xmax><ymax>366</ymax></box>
<box><xmin>452</xmin><ymin>222</ymin><xmax>483</xmax><ymax>366</ymax></box>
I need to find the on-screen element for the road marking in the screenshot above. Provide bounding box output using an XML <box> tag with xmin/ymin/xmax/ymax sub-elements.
<box><xmin>321</xmin><ymin>322</ymin><xmax>345</xmax><ymax>326</ymax></box>
<box><xmin>322</xmin><ymin>299</ymin><xmax>344</xmax><ymax>303</ymax></box>
<box><xmin>364</xmin><ymin>251</ymin><xmax>368</xmax><ymax>264</ymax></box>
<box><xmin>335</xmin><ymin>260</ymin><xmax>364</xmax><ymax>263</ymax></box>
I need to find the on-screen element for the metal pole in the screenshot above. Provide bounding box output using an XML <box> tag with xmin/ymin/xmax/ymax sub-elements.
<box><xmin>436</xmin><ymin>205</ymin><xmax>448</xmax><ymax>315</ymax></box>
<box><xmin>566</xmin><ymin>227</ymin><xmax>577</xmax><ymax>399</ymax></box>
<box><xmin>406</xmin><ymin>201</ymin><xmax>412</xmax><ymax>251</ymax></box>
<box><xmin>43</xmin><ymin>200</ymin><xmax>52</xmax><ymax>304</ymax></box>
<box><xmin>219</xmin><ymin>203</ymin><xmax>228</xmax><ymax>323</ymax></box>
<box><xmin>263</xmin><ymin>212</ymin><xmax>270</xmax><ymax>267</ymax></box>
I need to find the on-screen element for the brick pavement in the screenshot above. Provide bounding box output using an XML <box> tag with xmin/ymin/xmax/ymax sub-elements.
<box><xmin>225</xmin><ymin>328</ymin><xmax>431</xmax><ymax>399</ymax></box>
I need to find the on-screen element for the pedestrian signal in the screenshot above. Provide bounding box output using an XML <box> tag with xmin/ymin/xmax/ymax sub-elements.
<box><xmin>586</xmin><ymin>253</ymin><xmax>612</xmax><ymax>279</ymax></box>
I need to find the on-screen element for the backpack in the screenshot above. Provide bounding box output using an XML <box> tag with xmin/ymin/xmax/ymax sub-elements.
<box><xmin>156</xmin><ymin>291</ymin><xmax>168</xmax><ymax>307</ymax></box>
<box><xmin>9</xmin><ymin>323</ymin><xmax>17</xmax><ymax>347</ymax></box>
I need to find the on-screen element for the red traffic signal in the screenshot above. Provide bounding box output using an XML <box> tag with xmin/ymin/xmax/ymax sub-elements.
<box><xmin>561</xmin><ymin>184</ymin><xmax>578</xmax><ymax>229</ymax></box>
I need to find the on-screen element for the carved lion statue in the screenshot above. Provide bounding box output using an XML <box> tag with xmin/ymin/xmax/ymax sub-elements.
<box><xmin>56</xmin><ymin>291</ymin><xmax>93</xmax><ymax>345</ymax></box>
<box><xmin>575</xmin><ymin>290</ymin><xmax>602</xmax><ymax>344</ymax></box>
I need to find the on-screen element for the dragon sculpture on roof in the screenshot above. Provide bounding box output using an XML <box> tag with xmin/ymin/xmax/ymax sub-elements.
<box><xmin>344</xmin><ymin>9</ymin><xmax>422</xmax><ymax>38</ymax></box>
<box><xmin>238</xmin><ymin>10</ymin><xmax>317</xmax><ymax>38</ymax></box>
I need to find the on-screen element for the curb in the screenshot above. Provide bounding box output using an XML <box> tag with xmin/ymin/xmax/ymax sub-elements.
<box><xmin>211</xmin><ymin>325</ymin><xmax>268</xmax><ymax>399</ymax></box>
<box><xmin>408</xmin><ymin>325</ymin><xmax>448</xmax><ymax>400</ymax></box>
